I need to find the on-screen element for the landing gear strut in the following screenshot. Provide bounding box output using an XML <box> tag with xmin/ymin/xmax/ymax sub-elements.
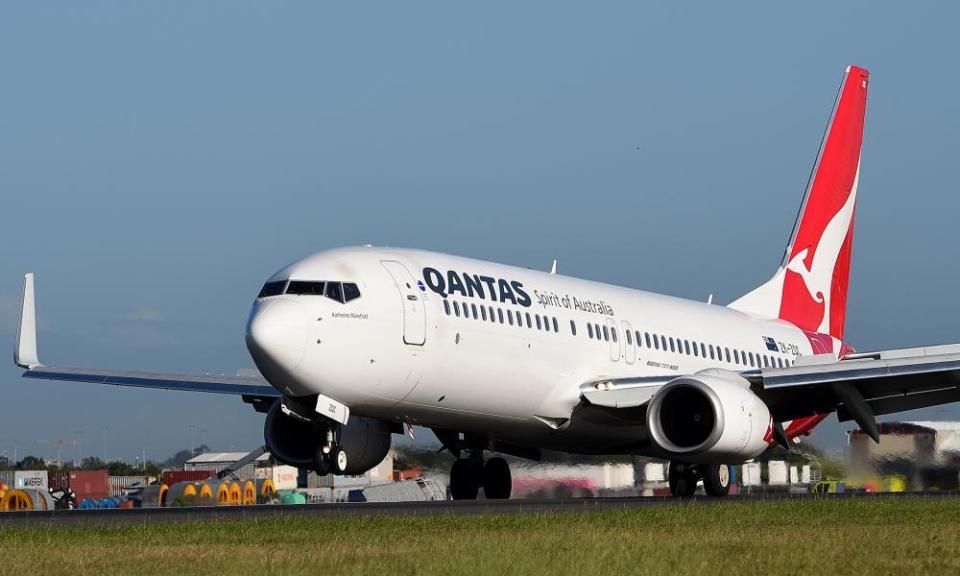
<box><xmin>449</xmin><ymin>454</ymin><xmax>512</xmax><ymax>500</ymax></box>
<box><xmin>668</xmin><ymin>462</ymin><xmax>731</xmax><ymax>497</ymax></box>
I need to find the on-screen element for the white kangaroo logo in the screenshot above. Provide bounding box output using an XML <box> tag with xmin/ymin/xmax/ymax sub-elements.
<box><xmin>785</xmin><ymin>167</ymin><xmax>859</xmax><ymax>334</ymax></box>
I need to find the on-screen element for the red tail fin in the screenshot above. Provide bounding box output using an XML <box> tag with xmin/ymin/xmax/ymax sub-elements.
<box><xmin>730</xmin><ymin>66</ymin><xmax>868</xmax><ymax>340</ymax></box>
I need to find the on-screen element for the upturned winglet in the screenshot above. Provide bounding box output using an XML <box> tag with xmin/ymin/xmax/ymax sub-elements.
<box><xmin>15</xmin><ymin>273</ymin><xmax>41</xmax><ymax>369</ymax></box>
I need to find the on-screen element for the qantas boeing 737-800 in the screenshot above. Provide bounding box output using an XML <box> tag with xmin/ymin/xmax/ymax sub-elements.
<box><xmin>14</xmin><ymin>65</ymin><xmax>960</xmax><ymax>498</ymax></box>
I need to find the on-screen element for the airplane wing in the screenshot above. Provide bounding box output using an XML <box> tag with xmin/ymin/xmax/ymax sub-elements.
<box><xmin>14</xmin><ymin>273</ymin><xmax>280</xmax><ymax>407</ymax></box>
<box><xmin>751</xmin><ymin>345</ymin><xmax>960</xmax><ymax>439</ymax></box>
<box><xmin>579</xmin><ymin>345</ymin><xmax>960</xmax><ymax>442</ymax></box>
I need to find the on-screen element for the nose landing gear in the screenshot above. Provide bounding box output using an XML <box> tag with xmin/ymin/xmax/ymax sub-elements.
<box><xmin>449</xmin><ymin>454</ymin><xmax>512</xmax><ymax>500</ymax></box>
<box><xmin>668</xmin><ymin>462</ymin><xmax>731</xmax><ymax>497</ymax></box>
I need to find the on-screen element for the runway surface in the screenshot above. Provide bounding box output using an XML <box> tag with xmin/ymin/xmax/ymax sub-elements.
<box><xmin>2</xmin><ymin>491</ymin><xmax>957</xmax><ymax>527</ymax></box>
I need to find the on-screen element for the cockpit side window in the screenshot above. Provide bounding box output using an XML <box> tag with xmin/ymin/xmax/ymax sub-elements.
<box><xmin>325</xmin><ymin>282</ymin><xmax>344</xmax><ymax>303</ymax></box>
<box><xmin>286</xmin><ymin>281</ymin><xmax>326</xmax><ymax>295</ymax></box>
<box><xmin>258</xmin><ymin>280</ymin><xmax>287</xmax><ymax>298</ymax></box>
<box><xmin>343</xmin><ymin>283</ymin><xmax>361</xmax><ymax>302</ymax></box>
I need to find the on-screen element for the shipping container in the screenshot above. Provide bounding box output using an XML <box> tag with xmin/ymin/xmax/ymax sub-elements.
<box><xmin>48</xmin><ymin>470</ymin><xmax>110</xmax><ymax>500</ymax></box>
<box><xmin>162</xmin><ymin>469</ymin><xmax>214</xmax><ymax>486</ymax></box>
<box><xmin>0</xmin><ymin>470</ymin><xmax>48</xmax><ymax>491</ymax></box>
<box><xmin>255</xmin><ymin>465</ymin><xmax>298</xmax><ymax>490</ymax></box>
<box><xmin>109</xmin><ymin>475</ymin><xmax>151</xmax><ymax>497</ymax></box>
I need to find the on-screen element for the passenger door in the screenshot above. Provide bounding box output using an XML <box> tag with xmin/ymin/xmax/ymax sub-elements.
<box><xmin>380</xmin><ymin>261</ymin><xmax>426</xmax><ymax>346</ymax></box>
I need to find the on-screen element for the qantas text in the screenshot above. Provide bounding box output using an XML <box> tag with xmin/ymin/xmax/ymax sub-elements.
<box><xmin>422</xmin><ymin>268</ymin><xmax>532</xmax><ymax>307</ymax></box>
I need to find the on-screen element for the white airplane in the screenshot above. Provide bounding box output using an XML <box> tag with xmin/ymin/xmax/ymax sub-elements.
<box><xmin>14</xmin><ymin>65</ymin><xmax>960</xmax><ymax>499</ymax></box>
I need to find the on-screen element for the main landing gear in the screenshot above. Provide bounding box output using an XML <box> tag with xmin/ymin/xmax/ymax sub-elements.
<box><xmin>668</xmin><ymin>462</ymin><xmax>731</xmax><ymax>497</ymax></box>
<box><xmin>313</xmin><ymin>428</ymin><xmax>349</xmax><ymax>476</ymax></box>
<box><xmin>449</xmin><ymin>454</ymin><xmax>512</xmax><ymax>500</ymax></box>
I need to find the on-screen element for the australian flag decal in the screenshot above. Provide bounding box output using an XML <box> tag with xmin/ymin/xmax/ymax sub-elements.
<box><xmin>763</xmin><ymin>336</ymin><xmax>779</xmax><ymax>352</ymax></box>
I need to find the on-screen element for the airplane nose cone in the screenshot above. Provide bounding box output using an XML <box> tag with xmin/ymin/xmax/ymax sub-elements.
<box><xmin>246</xmin><ymin>299</ymin><xmax>308</xmax><ymax>378</ymax></box>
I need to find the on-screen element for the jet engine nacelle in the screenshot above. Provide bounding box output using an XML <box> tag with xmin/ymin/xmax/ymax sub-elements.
<box><xmin>264</xmin><ymin>401</ymin><xmax>392</xmax><ymax>475</ymax></box>
<box><xmin>646</xmin><ymin>372</ymin><xmax>771</xmax><ymax>463</ymax></box>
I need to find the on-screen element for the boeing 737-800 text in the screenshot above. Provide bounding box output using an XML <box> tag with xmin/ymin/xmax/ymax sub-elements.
<box><xmin>16</xmin><ymin>66</ymin><xmax>960</xmax><ymax>498</ymax></box>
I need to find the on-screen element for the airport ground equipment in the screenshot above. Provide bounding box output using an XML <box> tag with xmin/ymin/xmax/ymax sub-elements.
<box><xmin>241</xmin><ymin>480</ymin><xmax>256</xmax><ymax>505</ymax></box>
<box><xmin>0</xmin><ymin>489</ymin><xmax>54</xmax><ymax>511</ymax></box>
<box><xmin>255</xmin><ymin>478</ymin><xmax>276</xmax><ymax>499</ymax></box>
<box><xmin>136</xmin><ymin>484</ymin><xmax>169</xmax><ymax>508</ymax></box>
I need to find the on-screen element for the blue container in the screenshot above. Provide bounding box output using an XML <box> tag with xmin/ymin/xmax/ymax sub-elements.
<box><xmin>96</xmin><ymin>497</ymin><xmax>119</xmax><ymax>509</ymax></box>
<box><xmin>78</xmin><ymin>498</ymin><xmax>97</xmax><ymax>509</ymax></box>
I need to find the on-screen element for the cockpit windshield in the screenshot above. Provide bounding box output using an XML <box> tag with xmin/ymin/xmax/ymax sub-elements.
<box><xmin>258</xmin><ymin>279</ymin><xmax>361</xmax><ymax>303</ymax></box>
<box><xmin>257</xmin><ymin>280</ymin><xmax>287</xmax><ymax>298</ymax></box>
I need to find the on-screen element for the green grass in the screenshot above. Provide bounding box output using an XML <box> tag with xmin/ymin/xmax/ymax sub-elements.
<box><xmin>1</xmin><ymin>498</ymin><xmax>959</xmax><ymax>575</ymax></box>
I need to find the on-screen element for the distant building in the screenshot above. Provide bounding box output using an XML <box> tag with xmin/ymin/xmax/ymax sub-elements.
<box><xmin>848</xmin><ymin>421</ymin><xmax>960</xmax><ymax>489</ymax></box>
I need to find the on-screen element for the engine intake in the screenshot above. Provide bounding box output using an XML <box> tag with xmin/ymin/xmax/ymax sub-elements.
<box><xmin>647</xmin><ymin>372</ymin><xmax>771</xmax><ymax>463</ymax></box>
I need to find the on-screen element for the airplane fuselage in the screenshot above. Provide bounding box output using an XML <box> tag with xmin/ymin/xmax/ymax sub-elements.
<box><xmin>246</xmin><ymin>246</ymin><xmax>836</xmax><ymax>457</ymax></box>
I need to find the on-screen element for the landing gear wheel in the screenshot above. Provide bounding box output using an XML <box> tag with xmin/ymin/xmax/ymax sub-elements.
<box><xmin>449</xmin><ymin>458</ymin><xmax>481</xmax><ymax>500</ymax></box>
<box><xmin>332</xmin><ymin>447</ymin><xmax>349</xmax><ymax>475</ymax></box>
<box><xmin>701</xmin><ymin>464</ymin><xmax>731</xmax><ymax>497</ymax></box>
<box><xmin>482</xmin><ymin>457</ymin><xmax>512</xmax><ymax>499</ymax></box>
<box><xmin>668</xmin><ymin>461</ymin><xmax>698</xmax><ymax>497</ymax></box>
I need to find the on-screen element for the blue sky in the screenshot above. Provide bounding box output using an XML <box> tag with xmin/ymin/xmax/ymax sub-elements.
<box><xmin>1</xmin><ymin>2</ymin><xmax>958</xmax><ymax>462</ymax></box>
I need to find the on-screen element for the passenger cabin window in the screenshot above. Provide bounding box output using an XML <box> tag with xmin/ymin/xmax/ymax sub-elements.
<box><xmin>444</xmin><ymin>300</ymin><xmax>451</xmax><ymax>315</ymax></box>
<box><xmin>570</xmin><ymin>320</ymin><xmax>577</xmax><ymax>335</ymax></box>
<box><xmin>611</xmin><ymin>328</ymin><xmax>618</xmax><ymax>343</ymax></box>
<box><xmin>626</xmin><ymin>331</ymin><xmax>632</xmax><ymax>345</ymax></box>
<box><xmin>588</xmin><ymin>323</ymin><xmax>594</xmax><ymax>339</ymax></box>
<box><xmin>258</xmin><ymin>280</ymin><xmax>287</xmax><ymax>298</ymax></box>
<box><xmin>453</xmin><ymin>301</ymin><xmax>461</xmax><ymax>317</ymax></box>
